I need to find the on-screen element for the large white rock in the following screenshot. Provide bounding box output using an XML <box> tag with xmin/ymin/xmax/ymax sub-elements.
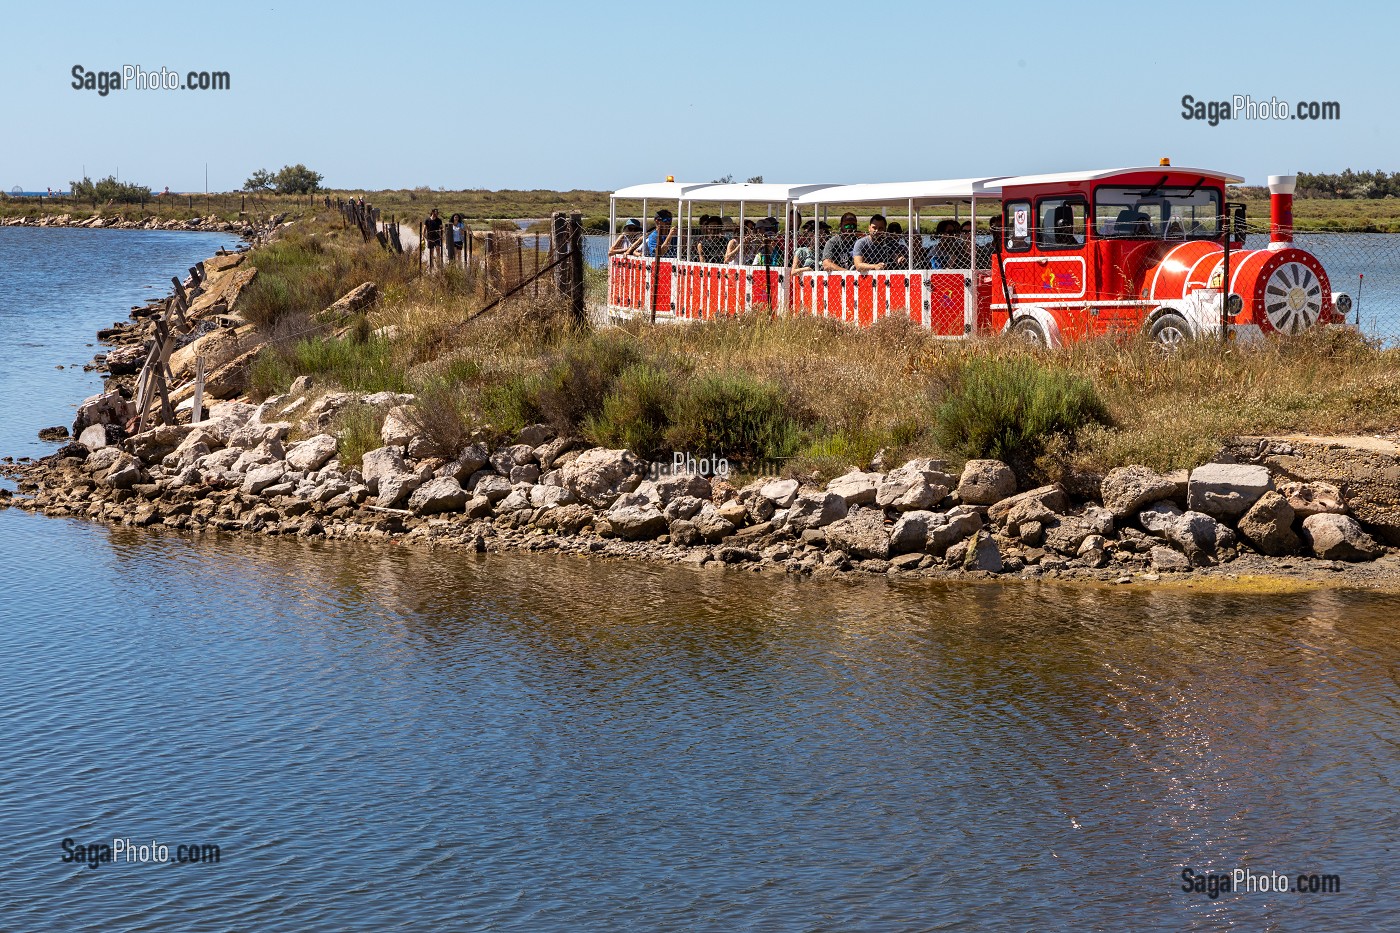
<box><xmin>560</xmin><ymin>448</ymin><xmax>646</xmax><ymax>508</ymax></box>
<box><xmin>957</xmin><ymin>460</ymin><xmax>1016</xmax><ymax>505</ymax></box>
<box><xmin>380</xmin><ymin>405</ymin><xmax>418</xmax><ymax>447</ymax></box>
<box><xmin>286</xmin><ymin>434</ymin><xmax>339</xmax><ymax>473</ymax></box>
<box><xmin>785</xmin><ymin>491</ymin><xmax>848</xmax><ymax>531</ymax></box>
<box><xmin>827</xmin><ymin>470</ymin><xmax>881</xmax><ymax>506</ymax></box>
<box><xmin>1187</xmin><ymin>463</ymin><xmax>1273</xmax><ymax>520</ymax></box>
<box><xmin>1101</xmin><ymin>465</ymin><xmax>1179</xmax><ymax>517</ymax></box>
<box><xmin>360</xmin><ymin>446</ymin><xmax>407</xmax><ymax>494</ymax></box>
<box><xmin>408</xmin><ymin>477</ymin><xmax>468</xmax><ymax>515</ymax></box>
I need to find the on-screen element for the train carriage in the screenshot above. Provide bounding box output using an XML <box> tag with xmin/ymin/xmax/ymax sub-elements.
<box><xmin>605</xmin><ymin>164</ymin><xmax>1353</xmax><ymax>345</ymax></box>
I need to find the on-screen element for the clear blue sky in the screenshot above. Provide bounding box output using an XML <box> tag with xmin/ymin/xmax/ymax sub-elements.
<box><xmin>4</xmin><ymin>0</ymin><xmax>1393</xmax><ymax>192</ymax></box>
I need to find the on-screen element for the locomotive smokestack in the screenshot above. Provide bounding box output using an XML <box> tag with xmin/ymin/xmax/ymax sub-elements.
<box><xmin>1267</xmin><ymin>174</ymin><xmax>1296</xmax><ymax>250</ymax></box>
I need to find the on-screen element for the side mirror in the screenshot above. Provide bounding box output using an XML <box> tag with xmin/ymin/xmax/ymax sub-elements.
<box><xmin>1231</xmin><ymin>204</ymin><xmax>1247</xmax><ymax>244</ymax></box>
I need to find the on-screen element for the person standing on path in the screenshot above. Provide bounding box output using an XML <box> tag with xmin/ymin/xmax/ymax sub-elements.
<box><xmin>423</xmin><ymin>208</ymin><xmax>445</xmax><ymax>269</ymax></box>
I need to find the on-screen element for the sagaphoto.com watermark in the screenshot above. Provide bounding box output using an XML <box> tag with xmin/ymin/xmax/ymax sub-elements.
<box><xmin>1181</xmin><ymin>94</ymin><xmax>1340</xmax><ymax>126</ymax></box>
<box><xmin>71</xmin><ymin>64</ymin><xmax>230</xmax><ymax>97</ymax></box>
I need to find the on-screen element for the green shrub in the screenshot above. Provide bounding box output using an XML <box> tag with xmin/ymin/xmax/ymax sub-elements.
<box><xmin>585</xmin><ymin>363</ymin><xmax>676</xmax><ymax>459</ymax></box>
<box><xmin>934</xmin><ymin>356</ymin><xmax>1110</xmax><ymax>480</ymax></box>
<box><xmin>536</xmin><ymin>330</ymin><xmax>641</xmax><ymax>432</ymax></box>
<box><xmin>479</xmin><ymin>374</ymin><xmax>543</xmax><ymax>437</ymax></box>
<box><xmin>666</xmin><ymin>371</ymin><xmax>799</xmax><ymax>464</ymax></box>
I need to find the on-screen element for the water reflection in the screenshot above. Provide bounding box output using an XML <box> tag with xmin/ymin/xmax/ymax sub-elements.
<box><xmin>4</xmin><ymin>511</ymin><xmax>1398</xmax><ymax>930</ymax></box>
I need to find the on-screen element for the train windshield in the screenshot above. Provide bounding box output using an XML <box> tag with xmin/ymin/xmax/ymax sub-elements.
<box><xmin>1094</xmin><ymin>185</ymin><xmax>1221</xmax><ymax>240</ymax></box>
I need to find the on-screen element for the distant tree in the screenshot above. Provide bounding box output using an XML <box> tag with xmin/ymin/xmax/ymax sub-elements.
<box><xmin>272</xmin><ymin>164</ymin><xmax>324</xmax><ymax>195</ymax></box>
<box><xmin>710</xmin><ymin>174</ymin><xmax>734</xmax><ymax>184</ymax></box>
<box><xmin>746</xmin><ymin>175</ymin><xmax>764</xmax><ymax>184</ymax></box>
<box><xmin>69</xmin><ymin>175</ymin><xmax>151</xmax><ymax>203</ymax></box>
<box><xmin>243</xmin><ymin>168</ymin><xmax>275</xmax><ymax>192</ymax></box>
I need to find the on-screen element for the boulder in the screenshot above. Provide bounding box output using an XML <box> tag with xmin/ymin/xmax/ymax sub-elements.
<box><xmin>664</xmin><ymin>496</ymin><xmax>705</xmax><ymax>522</ymax></box>
<box><xmin>439</xmin><ymin>443</ymin><xmax>491</xmax><ymax>482</ymax></box>
<box><xmin>1101</xmin><ymin>465</ymin><xmax>1179</xmax><ymax>517</ymax></box>
<box><xmin>360</xmin><ymin>447</ymin><xmax>407</xmax><ymax>494</ymax></box>
<box><xmin>759</xmin><ymin>478</ymin><xmax>800</xmax><ymax>508</ymax></box>
<box><xmin>241</xmin><ymin>464</ymin><xmax>286</xmax><ymax>495</ymax></box>
<box><xmin>490</xmin><ymin>443</ymin><xmax>537</xmax><ymax>475</ymax></box>
<box><xmin>78</xmin><ymin>423</ymin><xmax>121</xmax><ymax>450</ymax></box>
<box><xmin>604</xmin><ymin>504</ymin><xmax>668</xmax><ymax>540</ymax></box>
<box><xmin>168</xmin><ymin>324</ymin><xmax>264</xmax><ymax>383</ymax></box>
<box><xmin>103</xmin><ymin>343</ymin><xmax>147</xmax><ymax>376</ymax></box>
<box><xmin>1044</xmin><ymin>517</ymin><xmax>1099</xmax><ymax>557</ymax></box>
<box><xmin>827</xmin><ymin>470</ymin><xmax>882</xmax><ymax>506</ymax></box>
<box><xmin>1150</xmin><ymin>546</ymin><xmax>1191</xmax><ymax>572</ymax></box>
<box><xmin>318</xmin><ymin>282</ymin><xmax>378</xmax><ymax>322</ymax></box>
<box><xmin>559</xmin><ymin>448</ymin><xmax>646</xmax><ymax>508</ymax></box>
<box><xmin>668</xmin><ymin>519</ymin><xmax>702</xmax><ymax>547</ymax></box>
<box><xmin>717</xmin><ymin>499</ymin><xmax>749</xmax><ymax>526</ymax></box>
<box><xmin>408</xmin><ymin>477</ymin><xmax>468</xmax><ymax>515</ymax></box>
<box><xmin>227</xmin><ymin>420</ymin><xmax>290</xmax><ymax>450</ymax></box>
<box><xmin>104</xmin><ymin>455</ymin><xmax>143</xmax><ymax>490</ymax></box>
<box><xmin>987</xmin><ymin>484</ymin><xmax>1068</xmax><ymax>525</ymax></box>
<box><xmin>1300</xmin><ymin>513</ymin><xmax>1383</xmax><ymax>561</ymax></box>
<box><xmin>1187</xmin><ymin>463</ymin><xmax>1273</xmax><ymax>520</ymax></box>
<box><xmin>380</xmin><ymin>405</ymin><xmax>417</xmax><ymax>447</ymax></box>
<box><xmin>518</xmin><ymin>423</ymin><xmax>554</xmax><ymax>447</ymax></box>
<box><xmin>534</xmin><ymin>436</ymin><xmax>581</xmax><ymax>472</ymax></box>
<box><xmin>889</xmin><ymin>510</ymin><xmax>938</xmax><ymax>555</ymax></box>
<box><xmin>1077</xmin><ymin>534</ymin><xmax>1109</xmax><ymax>568</ymax></box>
<box><xmin>785</xmin><ymin>491</ymin><xmax>848</xmax><ymax>531</ymax></box>
<box><xmin>1005</xmin><ymin>498</ymin><xmax>1058</xmax><ymax>539</ymax></box>
<box><xmin>509</xmin><ymin>463</ymin><xmax>541</xmax><ymax>485</ymax></box>
<box><xmin>286</xmin><ymin>434</ymin><xmax>338</xmax><ymax>472</ymax></box>
<box><xmin>957</xmin><ymin>460</ymin><xmax>1016</xmax><ymax>505</ymax></box>
<box><xmin>472</xmin><ymin>474</ymin><xmax>514</xmax><ymax>503</ymax></box>
<box><xmin>875</xmin><ymin>467</ymin><xmax>948</xmax><ymax>512</ymax></box>
<box><xmin>823</xmin><ymin>507</ymin><xmax>891</xmax><ymax>560</ymax></box>
<box><xmin>692</xmin><ymin>502</ymin><xmax>738</xmax><ymax>543</ymax></box>
<box><xmin>656</xmin><ymin>471</ymin><xmax>712</xmax><ymax>504</ymax></box>
<box><xmin>1276</xmin><ymin>480</ymin><xmax>1347</xmax><ymax>517</ymax></box>
<box><xmin>529</xmin><ymin>484</ymin><xmax>576</xmax><ymax>509</ymax></box>
<box><xmin>1236</xmin><ymin>491</ymin><xmax>1301</xmax><ymax>556</ymax></box>
<box><xmin>376</xmin><ymin>472</ymin><xmax>423</xmax><ymax>508</ymax></box>
<box><xmin>534</xmin><ymin>503</ymin><xmax>593</xmax><ymax>534</ymax></box>
<box><xmin>127</xmin><ymin>424</ymin><xmax>196</xmax><ymax>464</ymax></box>
<box><xmin>1138</xmin><ymin>500</ymin><xmax>1184</xmax><ymax>536</ymax></box>
<box><xmin>928</xmin><ymin>507</ymin><xmax>985</xmax><ymax>555</ymax></box>
<box><xmin>962</xmin><ymin>530</ymin><xmax>1003</xmax><ymax>572</ymax></box>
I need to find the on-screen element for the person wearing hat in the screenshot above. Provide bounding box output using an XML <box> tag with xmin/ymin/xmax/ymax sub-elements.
<box><xmin>609</xmin><ymin>218</ymin><xmax>644</xmax><ymax>257</ymax></box>
<box><xmin>749</xmin><ymin>216</ymin><xmax>784</xmax><ymax>267</ymax></box>
<box><xmin>643</xmin><ymin>209</ymin><xmax>678</xmax><ymax>258</ymax></box>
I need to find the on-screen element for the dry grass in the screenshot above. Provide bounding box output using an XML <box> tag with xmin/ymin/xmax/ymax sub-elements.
<box><xmin>240</xmin><ymin>216</ymin><xmax>1400</xmax><ymax>483</ymax></box>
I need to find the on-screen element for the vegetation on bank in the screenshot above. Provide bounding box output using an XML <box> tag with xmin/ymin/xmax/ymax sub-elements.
<box><xmin>6</xmin><ymin>186</ymin><xmax>1400</xmax><ymax>232</ymax></box>
<box><xmin>237</xmin><ymin>217</ymin><xmax>1400</xmax><ymax>482</ymax></box>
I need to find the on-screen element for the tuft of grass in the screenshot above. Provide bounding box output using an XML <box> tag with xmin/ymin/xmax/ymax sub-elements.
<box><xmin>536</xmin><ymin>330</ymin><xmax>643</xmax><ymax>433</ymax></box>
<box><xmin>934</xmin><ymin>355</ymin><xmax>1110</xmax><ymax>482</ymax></box>
<box><xmin>330</xmin><ymin>403</ymin><xmax>386</xmax><ymax>468</ymax></box>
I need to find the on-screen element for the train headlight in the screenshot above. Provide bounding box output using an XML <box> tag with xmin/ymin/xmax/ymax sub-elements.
<box><xmin>1334</xmin><ymin>293</ymin><xmax>1353</xmax><ymax>317</ymax></box>
<box><xmin>1226</xmin><ymin>293</ymin><xmax>1244</xmax><ymax>317</ymax></box>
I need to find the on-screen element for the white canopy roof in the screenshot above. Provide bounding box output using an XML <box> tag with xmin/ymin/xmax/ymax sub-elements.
<box><xmin>680</xmin><ymin>182</ymin><xmax>839</xmax><ymax>203</ymax></box>
<box><xmin>990</xmin><ymin>166</ymin><xmax>1245</xmax><ymax>188</ymax></box>
<box><xmin>794</xmin><ymin>177</ymin><xmax>1007</xmax><ymax>206</ymax></box>
<box><xmin>611</xmin><ymin>181</ymin><xmax>716</xmax><ymax>199</ymax></box>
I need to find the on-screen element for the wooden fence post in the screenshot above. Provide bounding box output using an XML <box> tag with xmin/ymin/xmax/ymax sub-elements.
<box><xmin>569</xmin><ymin>212</ymin><xmax>585</xmax><ymax>326</ymax></box>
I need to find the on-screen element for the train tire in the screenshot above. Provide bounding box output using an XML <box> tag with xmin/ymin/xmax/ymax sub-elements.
<box><xmin>1009</xmin><ymin>317</ymin><xmax>1049</xmax><ymax>346</ymax></box>
<box><xmin>1148</xmin><ymin>312</ymin><xmax>1191</xmax><ymax>349</ymax></box>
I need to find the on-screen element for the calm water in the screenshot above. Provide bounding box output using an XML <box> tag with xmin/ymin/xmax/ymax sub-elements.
<box><xmin>2</xmin><ymin>229</ymin><xmax>1399</xmax><ymax>931</ymax></box>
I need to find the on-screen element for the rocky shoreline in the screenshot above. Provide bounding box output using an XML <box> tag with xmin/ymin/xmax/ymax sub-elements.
<box><xmin>5</xmin><ymin>242</ymin><xmax>1400</xmax><ymax>590</ymax></box>
<box><xmin>1</xmin><ymin>212</ymin><xmax>260</xmax><ymax>235</ymax></box>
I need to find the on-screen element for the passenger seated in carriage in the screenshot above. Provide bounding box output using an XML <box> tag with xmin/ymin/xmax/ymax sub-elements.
<box><xmin>822</xmin><ymin>212</ymin><xmax>860</xmax><ymax>270</ymax></box>
<box><xmin>853</xmin><ymin>215</ymin><xmax>905</xmax><ymax>271</ymax></box>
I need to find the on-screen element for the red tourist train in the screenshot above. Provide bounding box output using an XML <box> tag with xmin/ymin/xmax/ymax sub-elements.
<box><xmin>606</xmin><ymin>164</ymin><xmax>1352</xmax><ymax>346</ymax></box>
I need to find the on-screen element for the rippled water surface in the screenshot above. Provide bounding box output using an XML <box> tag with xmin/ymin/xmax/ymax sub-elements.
<box><xmin>2</xmin><ymin>230</ymin><xmax>1399</xmax><ymax>931</ymax></box>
